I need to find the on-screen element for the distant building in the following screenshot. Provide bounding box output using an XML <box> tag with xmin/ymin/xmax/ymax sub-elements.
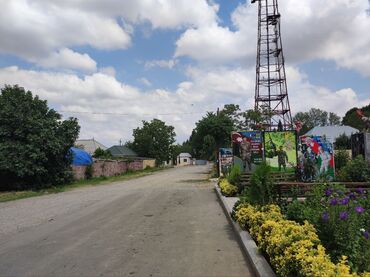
<box><xmin>75</xmin><ymin>138</ymin><xmax>107</xmax><ymax>155</ymax></box>
<box><xmin>177</xmin><ymin>153</ymin><xmax>192</xmax><ymax>166</ymax></box>
<box><xmin>304</xmin><ymin>125</ymin><xmax>359</xmax><ymax>144</ymax></box>
<box><xmin>108</xmin><ymin>145</ymin><xmax>138</xmax><ymax>158</ymax></box>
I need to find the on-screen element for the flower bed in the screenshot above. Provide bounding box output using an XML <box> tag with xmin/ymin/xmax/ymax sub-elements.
<box><xmin>233</xmin><ymin>202</ymin><xmax>370</xmax><ymax>277</ymax></box>
<box><xmin>219</xmin><ymin>179</ymin><xmax>238</xmax><ymax>197</ymax></box>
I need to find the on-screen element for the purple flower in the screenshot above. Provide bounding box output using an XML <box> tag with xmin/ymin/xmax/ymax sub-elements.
<box><xmin>356</xmin><ymin>188</ymin><xmax>365</xmax><ymax>194</ymax></box>
<box><xmin>340</xmin><ymin>197</ymin><xmax>350</xmax><ymax>205</ymax></box>
<box><xmin>348</xmin><ymin>192</ymin><xmax>356</xmax><ymax>200</ymax></box>
<box><xmin>339</xmin><ymin>211</ymin><xmax>348</xmax><ymax>221</ymax></box>
<box><xmin>330</xmin><ymin>198</ymin><xmax>338</xmax><ymax>206</ymax></box>
<box><xmin>355</xmin><ymin>206</ymin><xmax>365</xmax><ymax>213</ymax></box>
<box><xmin>325</xmin><ymin>188</ymin><xmax>333</xmax><ymax>197</ymax></box>
<box><xmin>364</xmin><ymin>231</ymin><xmax>369</xmax><ymax>240</ymax></box>
<box><xmin>321</xmin><ymin>212</ymin><xmax>329</xmax><ymax>221</ymax></box>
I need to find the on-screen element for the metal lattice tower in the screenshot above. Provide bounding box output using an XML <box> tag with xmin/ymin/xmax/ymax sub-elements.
<box><xmin>252</xmin><ymin>0</ymin><xmax>292</xmax><ymax>130</ymax></box>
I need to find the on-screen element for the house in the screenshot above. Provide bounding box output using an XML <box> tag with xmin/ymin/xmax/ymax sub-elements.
<box><xmin>177</xmin><ymin>153</ymin><xmax>192</xmax><ymax>166</ymax></box>
<box><xmin>304</xmin><ymin>125</ymin><xmax>359</xmax><ymax>144</ymax></box>
<box><xmin>75</xmin><ymin>138</ymin><xmax>107</xmax><ymax>155</ymax></box>
<box><xmin>107</xmin><ymin>145</ymin><xmax>138</xmax><ymax>158</ymax></box>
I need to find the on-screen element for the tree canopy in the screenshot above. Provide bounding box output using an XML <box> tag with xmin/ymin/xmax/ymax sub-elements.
<box><xmin>293</xmin><ymin>108</ymin><xmax>341</xmax><ymax>135</ymax></box>
<box><xmin>0</xmin><ymin>85</ymin><xmax>80</xmax><ymax>190</ymax></box>
<box><xmin>131</xmin><ymin>119</ymin><xmax>175</xmax><ymax>165</ymax></box>
<box><xmin>342</xmin><ymin>104</ymin><xmax>370</xmax><ymax>131</ymax></box>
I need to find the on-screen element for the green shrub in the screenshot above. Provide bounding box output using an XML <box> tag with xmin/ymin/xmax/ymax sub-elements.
<box><xmin>335</xmin><ymin>150</ymin><xmax>350</xmax><ymax>172</ymax></box>
<box><xmin>85</xmin><ymin>164</ymin><xmax>93</xmax><ymax>179</ymax></box>
<box><xmin>93</xmin><ymin>148</ymin><xmax>113</xmax><ymax>159</ymax></box>
<box><xmin>337</xmin><ymin>155</ymin><xmax>370</xmax><ymax>182</ymax></box>
<box><xmin>247</xmin><ymin>162</ymin><xmax>277</xmax><ymax>205</ymax></box>
<box><xmin>227</xmin><ymin>164</ymin><xmax>242</xmax><ymax>192</ymax></box>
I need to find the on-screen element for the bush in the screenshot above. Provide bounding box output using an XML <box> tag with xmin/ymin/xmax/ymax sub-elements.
<box><xmin>335</xmin><ymin>150</ymin><xmax>350</xmax><ymax>171</ymax></box>
<box><xmin>93</xmin><ymin>148</ymin><xmax>113</xmax><ymax>159</ymax></box>
<box><xmin>233</xmin><ymin>203</ymin><xmax>368</xmax><ymax>277</ymax></box>
<box><xmin>85</xmin><ymin>164</ymin><xmax>93</xmax><ymax>179</ymax></box>
<box><xmin>337</xmin><ymin>155</ymin><xmax>370</xmax><ymax>182</ymax></box>
<box><xmin>219</xmin><ymin>178</ymin><xmax>238</xmax><ymax>197</ymax></box>
<box><xmin>284</xmin><ymin>184</ymin><xmax>370</xmax><ymax>273</ymax></box>
<box><xmin>247</xmin><ymin>162</ymin><xmax>277</xmax><ymax>205</ymax></box>
<box><xmin>0</xmin><ymin>85</ymin><xmax>80</xmax><ymax>190</ymax></box>
<box><xmin>227</xmin><ymin>164</ymin><xmax>241</xmax><ymax>191</ymax></box>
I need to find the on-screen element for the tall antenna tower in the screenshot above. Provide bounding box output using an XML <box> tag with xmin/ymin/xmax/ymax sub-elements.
<box><xmin>252</xmin><ymin>0</ymin><xmax>292</xmax><ymax>130</ymax></box>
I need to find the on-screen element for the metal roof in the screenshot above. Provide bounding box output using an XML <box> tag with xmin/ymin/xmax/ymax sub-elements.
<box><xmin>75</xmin><ymin>138</ymin><xmax>107</xmax><ymax>154</ymax></box>
<box><xmin>304</xmin><ymin>125</ymin><xmax>359</xmax><ymax>143</ymax></box>
<box><xmin>107</xmin><ymin>145</ymin><xmax>138</xmax><ymax>157</ymax></box>
<box><xmin>178</xmin><ymin>153</ymin><xmax>192</xmax><ymax>158</ymax></box>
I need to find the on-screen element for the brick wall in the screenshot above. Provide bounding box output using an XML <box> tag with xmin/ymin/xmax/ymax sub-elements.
<box><xmin>72</xmin><ymin>159</ymin><xmax>145</xmax><ymax>180</ymax></box>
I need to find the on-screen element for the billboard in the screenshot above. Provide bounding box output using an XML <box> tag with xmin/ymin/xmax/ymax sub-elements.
<box><xmin>232</xmin><ymin>131</ymin><xmax>263</xmax><ymax>173</ymax></box>
<box><xmin>219</xmin><ymin>148</ymin><xmax>233</xmax><ymax>176</ymax></box>
<box><xmin>299</xmin><ymin>136</ymin><xmax>335</xmax><ymax>181</ymax></box>
<box><xmin>264</xmin><ymin>131</ymin><xmax>297</xmax><ymax>172</ymax></box>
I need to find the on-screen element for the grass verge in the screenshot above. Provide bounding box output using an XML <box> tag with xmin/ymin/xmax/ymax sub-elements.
<box><xmin>0</xmin><ymin>167</ymin><xmax>168</xmax><ymax>203</ymax></box>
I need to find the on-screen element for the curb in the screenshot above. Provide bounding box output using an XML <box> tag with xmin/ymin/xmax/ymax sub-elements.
<box><xmin>214</xmin><ymin>184</ymin><xmax>276</xmax><ymax>277</ymax></box>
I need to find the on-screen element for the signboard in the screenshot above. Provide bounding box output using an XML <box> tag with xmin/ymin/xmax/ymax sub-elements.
<box><xmin>299</xmin><ymin>136</ymin><xmax>335</xmax><ymax>181</ymax></box>
<box><xmin>263</xmin><ymin>131</ymin><xmax>297</xmax><ymax>172</ymax></box>
<box><xmin>219</xmin><ymin>148</ymin><xmax>233</xmax><ymax>176</ymax></box>
<box><xmin>232</xmin><ymin>131</ymin><xmax>263</xmax><ymax>173</ymax></box>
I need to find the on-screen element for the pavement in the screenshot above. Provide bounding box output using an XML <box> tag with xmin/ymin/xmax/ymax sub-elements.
<box><xmin>0</xmin><ymin>165</ymin><xmax>254</xmax><ymax>277</ymax></box>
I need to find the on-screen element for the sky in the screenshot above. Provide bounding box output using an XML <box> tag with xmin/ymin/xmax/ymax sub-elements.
<box><xmin>0</xmin><ymin>0</ymin><xmax>369</xmax><ymax>146</ymax></box>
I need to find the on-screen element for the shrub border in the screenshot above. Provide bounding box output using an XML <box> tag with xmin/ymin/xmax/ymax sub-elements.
<box><xmin>214</xmin><ymin>184</ymin><xmax>276</xmax><ymax>277</ymax></box>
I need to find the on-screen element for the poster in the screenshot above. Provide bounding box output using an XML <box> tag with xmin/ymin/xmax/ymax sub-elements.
<box><xmin>232</xmin><ymin>131</ymin><xmax>263</xmax><ymax>173</ymax></box>
<box><xmin>299</xmin><ymin>136</ymin><xmax>335</xmax><ymax>180</ymax></box>
<box><xmin>219</xmin><ymin>148</ymin><xmax>233</xmax><ymax>176</ymax></box>
<box><xmin>264</xmin><ymin>131</ymin><xmax>297</xmax><ymax>172</ymax></box>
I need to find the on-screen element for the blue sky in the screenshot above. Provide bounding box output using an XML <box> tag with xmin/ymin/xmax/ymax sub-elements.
<box><xmin>0</xmin><ymin>0</ymin><xmax>369</xmax><ymax>145</ymax></box>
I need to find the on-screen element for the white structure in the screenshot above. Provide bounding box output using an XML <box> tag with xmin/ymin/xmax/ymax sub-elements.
<box><xmin>304</xmin><ymin>125</ymin><xmax>359</xmax><ymax>144</ymax></box>
<box><xmin>177</xmin><ymin>153</ymin><xmax>192</xmax><ymax>166</ymax></box>
<box><xmin>75</xmin><ymin>138</ymin><xmax>107</xmax><ymax>155</ymax></box>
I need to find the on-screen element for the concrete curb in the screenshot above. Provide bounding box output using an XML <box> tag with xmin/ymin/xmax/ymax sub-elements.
<box><xmin>214</xmin><ymin>184</ymin><xmax>276</xmax><ymax>277</ymax></box>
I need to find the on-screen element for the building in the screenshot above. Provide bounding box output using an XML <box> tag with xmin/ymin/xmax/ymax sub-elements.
<box><xmin>177</xmin><ymin>153</ymin><xmax>192</xmax><ymax>166</ymax></box>
<box><xmin>75</xmin><ymin>138</ymin><xmax>107</xmax><ymax>155</ymax></box>
<box><xmin>304</xmin><ymin>125</ymin><xmax>359</xmax><ymax>144</ymax></box>
<box><xmin>107</xmin><ymin>145</ymin><xmax>138</xmax><ymax>158</ymax></box>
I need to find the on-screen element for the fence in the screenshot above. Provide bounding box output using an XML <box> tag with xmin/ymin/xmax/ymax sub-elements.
<box><xmin>72</xmin><ymin>158</ymin><xmax>155</xmax><ymax>180</ymax></box>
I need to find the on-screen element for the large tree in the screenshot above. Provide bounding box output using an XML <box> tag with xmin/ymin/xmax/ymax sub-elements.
<box><xmin>131</xmin><ymin>119</ymin><xmax>175</xmax><ymax>165</ymax></box>
<box><xmin>190</xmin><ymin>111</ymin><xmax>234</xmax><ymax>160</ymax></box>
<box><xmin>342</xmin><ymin>104</ymin><xmax>370</xmax><ymax>131</ymax></box>
<box><xmin>293</xmin><ymin>108</ymin><xmax>341</xmax><ymax>135</ymax></box>
<box><xmin>0</xmin><ymin>85</ymin><xmax>80</xmax><ymax>190</ymax></box>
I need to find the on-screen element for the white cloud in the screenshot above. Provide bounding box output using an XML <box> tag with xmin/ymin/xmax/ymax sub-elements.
<box><xmin>99</xmin><ymin>67</ymin><xmax>116</xmax><ymax>77</ymax></box>
<box><xmin>37</xmin><ymin>48</ymin><xmax>97</xmax><ymax>73</ymax></box>
<box><xmin>139</xmin><ymin>77</ymin><xmax>152</xmax><ymax>87</ymax></box>
<box><xmin>175</xmin><ymin>0</ymin><xmax>370</xmax><ymax>76</ymax></box>
<box><xmin>145</xmin><ymin>59</ymin><xmax>178</xmax><ymax>70</ymax></box>
<box><xmin>0</xmin><ymin>64</ymin><xmax>368</xmax><ymax>145</ymax></box>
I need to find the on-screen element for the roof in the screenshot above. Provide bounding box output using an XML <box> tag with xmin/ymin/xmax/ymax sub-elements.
<box><xmin>75</xmin><ymin>138</ymin><xmax>107</xmax><ymax>154</ymax></box>
<box><xmin>108</xmin><ymin>145</ymin><xmax>138</xmax><ymax>157</ymax></box>
<box><xmin>178</xmin><ymin>153</ymin><xmax>192</xmax><ymax>158</ymax></box>
<box><xmin>304</xmin><ymin>125</ymin><xmax>359</xmax><ymax>143</ymax></box>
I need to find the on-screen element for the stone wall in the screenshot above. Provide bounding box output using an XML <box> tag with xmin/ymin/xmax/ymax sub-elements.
<box><xmin>72</xmin><ymin>159</ymin><xmax>146</xmax><ymax>180</ymax></box>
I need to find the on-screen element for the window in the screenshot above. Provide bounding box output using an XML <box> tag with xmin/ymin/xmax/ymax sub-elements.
<box><xmin>183</xmin><ymin>159</ymin><xmax>187</xmax><ymax>163</ymax></box>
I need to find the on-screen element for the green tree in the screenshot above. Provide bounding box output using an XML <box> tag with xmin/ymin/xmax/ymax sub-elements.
<box><xmin>334</xmin><ymin>133</ymin><xmax>351</xmax><ymax>150</ymax></box>
<box><xmin>0</xmin><ymin>85</ymin><xmax>80</xmax><ymax>190</ymax></box>
<box><xmin>293</xmin><ymin>108</ymin><xmax>341</xmax><ymax>135</ymax></box>
<box><xmin>93</xmin><ymin>147</ymin><xmax>113</xmax><ymax>159</ymax></box>
<box><xmin>219</xmin><ymin>104</ymin><xmax>244</xmax><ymax>130</ymax></box>
<box><xmin>190</xmin><ymin>111</ymin><xmax>233</xmax><ymax>160</ymax></box>
<box><xmin>342</xmin><ymin>104</ymin><xmax>370</xmax><ymax>131</ymax></box>
<box><xmin>131</xmin><ymin>119</ymin><xmax>175</xmax><ymax>166</ymax></box>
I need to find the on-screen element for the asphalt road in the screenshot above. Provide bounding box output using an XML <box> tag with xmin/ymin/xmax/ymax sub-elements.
<box><xmin>0</xmin><ymin>165</ymin><xmax>253</xmax><ymax>277</ymax></box>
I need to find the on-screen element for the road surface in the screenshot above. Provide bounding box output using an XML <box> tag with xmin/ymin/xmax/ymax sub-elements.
<box><xmin>0</xmin><ymin>165</ymin><xmax>253</xmax><ymax>277</ymax></box>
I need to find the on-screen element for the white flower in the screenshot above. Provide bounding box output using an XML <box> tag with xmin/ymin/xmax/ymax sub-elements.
<box><xmin>360</xmin><ymin>228</ymin><xmax>365</xmax><ymax>232</ymax></box>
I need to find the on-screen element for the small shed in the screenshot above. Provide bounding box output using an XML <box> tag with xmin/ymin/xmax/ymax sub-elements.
<box><xmin>177</xmin><ymin>153</ymin><xmax>192</xmax><ymax>166</ymax></box>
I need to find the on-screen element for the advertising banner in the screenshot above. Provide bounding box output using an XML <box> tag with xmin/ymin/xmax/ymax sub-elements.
<box><xmin>219</xmin><ymin>148</ymin><xmax>233</xmax><ymax>176</ymax></box>
<box><xmin>263</xmin><ymin>131</ymin><xmax>297</xmax><ymax>172</ymax></box>
<box><xmin>299</xmin><ymin>136</ymin><xmax>335</xmax><ymax>180</ymax></box>
<box><xmin>232</xmin><ymin>131</ymin><xmax>263</xmax><ymax>173</ymax></box>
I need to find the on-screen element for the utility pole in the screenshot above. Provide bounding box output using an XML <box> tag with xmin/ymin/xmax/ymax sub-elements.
<box><xmin>252</xmin><ymin>0</ymin><xmax>293</xmax><ymax>130</ymax></box>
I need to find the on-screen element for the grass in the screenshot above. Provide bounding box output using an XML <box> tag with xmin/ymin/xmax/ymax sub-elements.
<box><xmin>0</xmin><ymin>167</ymin><xmax>167</xmax><ymax>203</ymax></box>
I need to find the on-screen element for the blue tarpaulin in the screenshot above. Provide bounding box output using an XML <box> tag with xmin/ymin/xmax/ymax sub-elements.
<box><xmin>70</xmin><ymin>147</ymin><xmax>93</xmax><ymax>166</ymax></box>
